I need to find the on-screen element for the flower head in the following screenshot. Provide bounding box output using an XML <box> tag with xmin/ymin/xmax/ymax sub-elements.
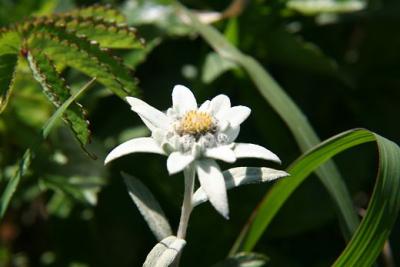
<box><xmin>105</xmin><ymin>85</ymin><xmax>281</xmax><ymax>218</ymax></box>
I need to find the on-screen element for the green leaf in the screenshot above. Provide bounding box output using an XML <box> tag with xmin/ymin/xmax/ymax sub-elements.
<box><xmin>0</xmin><ymin>78</ymin><xmax>95</xmax><ymax>219</ymax></box>
<box><xmin>212</xmin><ymin>252</ymin><xmax>269</xmax><ymax>267</ymax></box>
<box><xmin>122</xmin><ymin>172</ymin><xmax>173</xmax><ymax>241</ymax></box>
<box><xmin>202</xmin><ymin>52</ymin><xmax>238</xmax><ymax>84</ymax></box>
<box><xmin>65</xmin><ymin>4</ymin><xmax>127</xmax><ymax>24</ymax></box>
<box><xmin>0</xmin><ymin>29</ymin><xmax>21</xmax><ymax>55</ymax></box>
<box><xmin>231</xmin><ymin>129</ymin><xmax>400</xmax><ymax>267</ymax></box>
<box><xmin>179</xmin><ymin>5</ymin><xmax>359</xmax><ymax>245</ymax></box>
<box><xmin>26</xmin><ymin>49</ymin><xmax>91</xmax><ymax>149</ymax></box>
<box><xmin>52</xmin><ymin>15</ymin><xmax>144</xmax><ymax>49</ymax></box>
<box><xmin>24</xmin><ymin>20</ymin><xmax>138</xmax><ymax>98</ymax></box>
<box><xmin>0</xmin><ymin>53</ymin><xmax>18</xmax><ymax>112</ymax></box>
<box><xmin>287</xmin><ymin>0</ymin><xmax>366</xmax><ymax>15</ymax></box>
<box><xmin>0</xmin><ymin>149</ymin><xmax>32</xmax><ymax>218</ymax></box>
<box><xmin>41</xmin><ymin>175</ymin><xmax>105</xmax><ymax>205</ymax></box>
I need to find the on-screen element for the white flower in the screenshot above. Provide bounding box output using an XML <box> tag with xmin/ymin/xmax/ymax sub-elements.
<box><xmin>105</xmin><ymin>85</ymin><xmax>281</xmax><ymax>218</ymax></box>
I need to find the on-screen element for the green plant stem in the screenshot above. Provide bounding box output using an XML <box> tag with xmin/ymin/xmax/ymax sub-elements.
<box><xmin>177</xmin><ymin>164</ymin><xmax>195</xmax><ymax>239</ymax></box>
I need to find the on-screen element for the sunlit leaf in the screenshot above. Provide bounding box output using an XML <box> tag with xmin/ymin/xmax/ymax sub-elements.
<box><xmin>287</xmin><ymin>0</ymin><xmax>366</xmax><ymax>15</ymax></box>
<box><xmin>52</xmin><ymin>15</ymin><xmax>144</xmax><ymax>49</ymax></box>
<box><xmin>26</xmin><ymin>49</ymin><xmax>91</xmax><ymax>148</ymax></box>
<box><xmin>24</xmin><ymin>20</ymin><xmax>138</xmax><ymax>98</ymax></box>
<box><xmin>202</xmin><ymin>52</ymin><xmax>237</xmax><ymax>84</ymax></box>
<box><xmin>65</xmin><ymin>4</ymin><xmax>127</xmax><ymax>24</ymax></box>
<box><xmin>0</xmin><ymin>29</ymin><xmax>21</xmax><ymax>55</ymax></box>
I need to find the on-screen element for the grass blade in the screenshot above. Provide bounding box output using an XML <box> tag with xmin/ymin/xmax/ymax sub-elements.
<box><xmin>230</xmin><ymin>128</ymin><xmax>400</xmax><ymax>267</ymax></box>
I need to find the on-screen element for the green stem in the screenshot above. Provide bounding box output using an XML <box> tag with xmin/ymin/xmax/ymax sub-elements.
<box><xmin>177</xmin><ymin>164</ymin><xmax>195</xmax><ymax>239</ymax></box>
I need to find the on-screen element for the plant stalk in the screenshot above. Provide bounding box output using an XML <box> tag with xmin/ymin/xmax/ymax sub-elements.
<box><xmin>177</xmin><ymin>164</ymin><xmax>195</xmax><ymax>239</ymax></box>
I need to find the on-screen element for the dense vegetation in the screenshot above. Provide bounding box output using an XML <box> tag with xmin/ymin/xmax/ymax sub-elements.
<box><xmin>0</xmin><ymin>0</ymin><xmax>399</xmax><ymax>266</ymax></box>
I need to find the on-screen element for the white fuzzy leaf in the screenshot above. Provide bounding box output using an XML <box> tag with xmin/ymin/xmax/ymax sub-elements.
<box><xmin>192</xmin><ymin>167</ymin><xmax>289</xmax><ymax>207</ymax></box>
<box><xmin>143</xmin><ymin>236</ymin><xmax>186</xmax><ymax>267</ymax></box>
<box><xmin>122</xmin><ymin>173</ymin><xmax>173</xmax><ymax>241</ymax></box>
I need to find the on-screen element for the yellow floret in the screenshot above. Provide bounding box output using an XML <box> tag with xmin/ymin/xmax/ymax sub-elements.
<box><xmin>178</xmin><ymin>110</ymin><xmax>214</xmax><ymax>136</ymax></box>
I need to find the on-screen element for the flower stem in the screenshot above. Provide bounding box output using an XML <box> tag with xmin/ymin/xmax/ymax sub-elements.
<box><xmin>177</xmin><ymin>164</ymin><xmax>195</xmax><ymax>239</ymax></box>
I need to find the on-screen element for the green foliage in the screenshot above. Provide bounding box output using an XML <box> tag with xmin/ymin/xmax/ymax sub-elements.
<box><xmin>1</xmin><ymin>0</ymin><xmax>400</xmax><ymax>266</ymax></box>
<box><xmin>0</xmin><ymin>78</ymin><xmax>95</xmax><ymax>218</ymax></box>
<box><xmin>231</xmin><ymin>129</ymin><xmax>400</xmax><ymax>266</ymax></box>
<box><xmin>52</xmin><ymin>14</ymin><xmax>144</xmax><ymax>49</ymax></box>
<box><xmin>0</xmin><ymin>53</ymin><xmax>18</xmax><ymax>112</ymax></box>
<box><xmin>26</xmin><ymin>49</ymin><xmax>91</xmax><ymax>150</ymax></box>
<box><xmin>0</xmin><ymin>4</ymin><xmax>142</xmax><ymax>147</ymax></box>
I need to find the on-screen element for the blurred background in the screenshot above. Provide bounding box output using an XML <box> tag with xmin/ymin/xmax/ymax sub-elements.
<box><xmin>0</xmin><ymin>0</ymin><xmax>399</xmax><ymax>266</ymax></box>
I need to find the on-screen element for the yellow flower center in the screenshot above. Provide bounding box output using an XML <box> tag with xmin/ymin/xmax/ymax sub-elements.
<box><xmin>178</xmin><ymin>110</ymin><xmax>214</xmax><ymax>136</ymax></box>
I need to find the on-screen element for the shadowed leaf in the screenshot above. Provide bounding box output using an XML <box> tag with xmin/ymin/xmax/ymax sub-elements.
<box><xmin>0</xmin><ymin>78</ymin><xmax>95</xmax><ymax>219</ymax></box>
<box><xmin>0</xmin><ymin>53</ymin><xmax>18</xmax><ymax>112</ymax></box>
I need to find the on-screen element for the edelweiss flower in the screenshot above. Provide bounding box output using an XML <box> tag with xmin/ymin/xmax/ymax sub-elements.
<box><xmin>105</xmin><ymin>85</ymin><xmax>281</xmax><ymax>218</ymax></box>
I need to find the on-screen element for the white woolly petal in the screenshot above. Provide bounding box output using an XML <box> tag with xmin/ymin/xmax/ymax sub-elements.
<box><xmin>126</xmin><ymin>97</ymin><xmax>170</xmax><ymax>130</ymax></box>
<box><xmin>172</xmin><ymin>85</ymin><xmax>197</xmax><ymax>115</ymax></box>
<box><xmin>221</xmin><ymin>126</ymin><xmax>240</xmax><ymax>143</ymax></box>
<box><xmin>204</xmin><ymin>146</ymin><xmax>236</xmax><ymax>163</ymax></box>
<box><xmin>199</xmin><ymin>100</ymin><xmax>210</xmax><ymax>111</ymax></box>
<box><xmin>233</xmin><ymin>143</ymin><xmax>281</xmax><ymax>163</ymax></box>
<box><xmin>105</xmin><ymin>137</ymin><xmax>165</xmax><ymax>165</ymax></box>
<box><xmin>166</xmin><ymin>152</ymin><xmax>195</xmax><ymax>175</ymax></box>
<box><xmin>196</xmin><ymin>159</ymin><xmax>229</xmax><ymax>219</ymax></box>
<box><xmin>218</xmin><ymin>106</ymin><xmax>251</xmax><ymax>127</ymax></box>
<box><xmin>209</xmin><ymin>94</ymin><xmax>231</xmax><ymax>117</ymax></box>
<box><xmin>151</xmin><ymin>129</ymin><xmax>166</xmax><ymax>144</ymax></box>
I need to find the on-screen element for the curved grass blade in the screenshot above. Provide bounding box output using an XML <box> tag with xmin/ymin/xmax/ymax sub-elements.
<box><xmin>0</xmin><ymin>53</ymin><xmax>18</xmax><ymax>112</ymax></box>
<box><xmin>177</xmin><ymin>5</ymin><xmax>359</xmax><ymax>243</ymax></box>
<box><xmin>230</xmin><ymin>129</ymin><xmax>400</xmax><ymax>267</ymax></box>
<box><xmin>26</xmin><ymin>49</ymin><xmax>91</xmax><ymax>149</ymax></box>
<box><xmin>0</xmin><ymin>78</ymin><xmax>95</xmax><ymax>219</ymax></box>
